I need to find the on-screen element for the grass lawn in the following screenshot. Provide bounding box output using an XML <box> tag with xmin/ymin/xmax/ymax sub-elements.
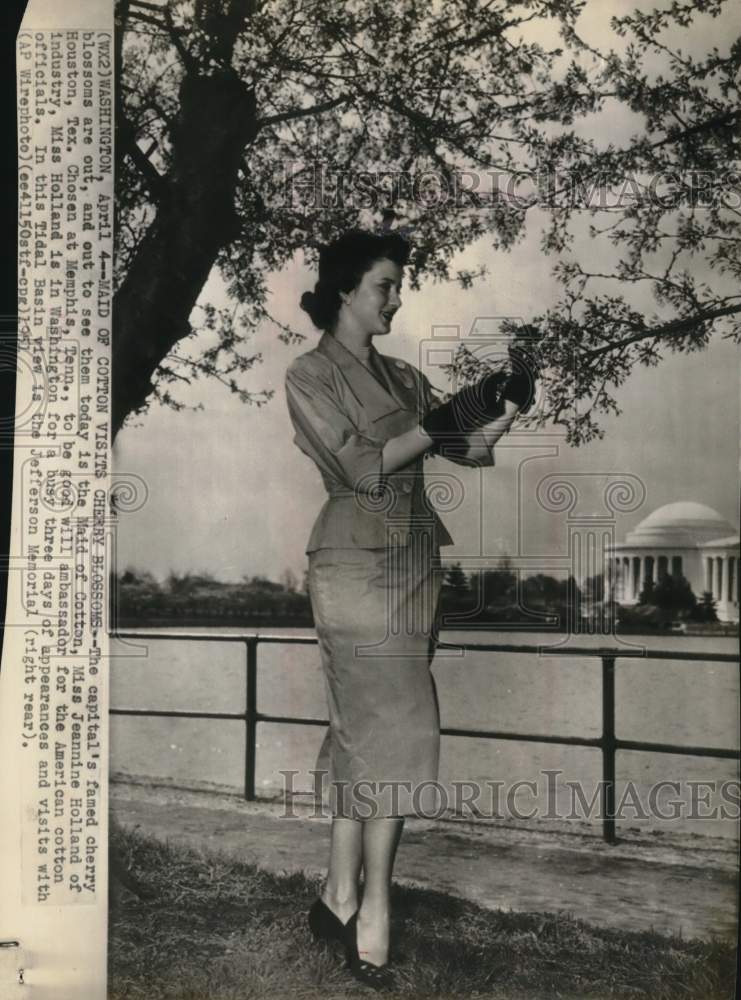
<box><xmin>108</xmin><ymin>823</ymin><xmax>736</xmax><ymax>999</ymax></box>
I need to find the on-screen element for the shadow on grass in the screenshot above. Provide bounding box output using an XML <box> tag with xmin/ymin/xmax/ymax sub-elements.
<box><xmin>108</xmin><ymin>821</ymin><xmax>735</xmax><ymax>1000</ymax></box>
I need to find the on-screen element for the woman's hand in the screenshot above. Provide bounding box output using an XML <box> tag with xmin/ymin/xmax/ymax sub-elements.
<box><xmin>420</xmin><ymin>372</ymin><xmax>509</xmax><ymax>447</ymax></box>
<box><xmin>381</xmin><ymin>363</ymin><xmax>533</xmax><ymax>475</ymax></box>
<box><xmin>431</xmin><ymin>400</ymin><xmax>518</xmax><ymax>466</ymax></box>
<box><xmin>480</xmin><ymin>398</ymin><xmax>521</xmax><ymax>447</ymax></box>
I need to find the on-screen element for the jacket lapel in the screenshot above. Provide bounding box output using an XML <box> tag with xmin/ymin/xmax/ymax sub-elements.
<box><xmin>373</xmin><ymin>350</ymin><xmax>415</xmax><ymax>411</ymax></box>
<box><xmin>316</xmin><ymin>332</ymin><xmax>414</xmax><ymax>420</ymax></box>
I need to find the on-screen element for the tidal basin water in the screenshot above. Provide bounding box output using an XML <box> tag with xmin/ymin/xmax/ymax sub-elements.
<box><xmin>110</xmin><ymin>628</ymin><xmax>739</xmax><ymax>841</ymax></box>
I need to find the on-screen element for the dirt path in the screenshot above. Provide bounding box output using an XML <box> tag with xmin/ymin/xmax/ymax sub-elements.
<box><xmin>111</xmin><ymin>780</ymin><xmax>738</xmax><ymax>943</ymax></box>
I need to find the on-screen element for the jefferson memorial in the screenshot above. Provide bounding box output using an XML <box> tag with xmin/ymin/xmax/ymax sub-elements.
<box><xmin>607</xmin><ymin>501</ymin><xmax>740</xmax><ymax>622</ymax></box>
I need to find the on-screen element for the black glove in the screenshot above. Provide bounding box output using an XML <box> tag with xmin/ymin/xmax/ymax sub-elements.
<box><xmin>501</xmin><ymin>372</ymin><xmax>536</xmax><ymax>412</ymax></box>
<box><xmin>502</xmin><ymin>347</ymin><xmax>540</xmax><ymax>413</ymax></box>
<box><xmin>421</xmin><ymin>372</ymin><xmax>509</xmax><ymax>447</ymax></box>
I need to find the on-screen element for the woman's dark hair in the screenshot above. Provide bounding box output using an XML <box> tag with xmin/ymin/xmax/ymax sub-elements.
<box><xmin>300</xmin><ymin>229</ymin><xmax>411</xmax><ymax>331</ymax></box>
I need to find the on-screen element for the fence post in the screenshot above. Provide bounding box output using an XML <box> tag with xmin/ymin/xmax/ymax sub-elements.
<box><xmin>244</xmin><ymin>638</ymin><xmax>258</xmax><ymax>801</ymax></box>
<box><xmin>601</xmin><ymin>655</ymin><xmax>617</xmax><ymax>844</ymax></box>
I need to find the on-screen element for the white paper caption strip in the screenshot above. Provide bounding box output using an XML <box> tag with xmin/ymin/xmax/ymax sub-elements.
<box><xmin>0</xmin><ymin>1</ymin><xmax>113</xmax><ymax>998</ymax></box>
<box><xmin>16</xmin><ymin>21</ymin><xmax>111</xmax><ymax>910</ymax></box>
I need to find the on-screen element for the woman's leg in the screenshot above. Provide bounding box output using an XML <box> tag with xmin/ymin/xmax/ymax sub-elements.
<box><xmin>355</xmin><ymin>817</ymin><xmax>404</xmax><ymax>966</ymax></box>
<box><xmin>322</xmin><ymin>817</ymin><xmax>362</xmax><ymax>922</ymax></box>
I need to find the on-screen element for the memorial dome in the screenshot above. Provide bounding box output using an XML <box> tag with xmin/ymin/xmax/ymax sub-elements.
<box><xmin>623</xmin><ymin>502</ymin><xmax>735</xmax><ymax>549</ymax></box>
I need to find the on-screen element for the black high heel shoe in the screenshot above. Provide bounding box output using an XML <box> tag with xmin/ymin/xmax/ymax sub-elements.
<box><xmin>344</xmin><ymin>912</ymin><xmax>395</xmax><ymax>992</ymax></box>
<box><xmin>308</xmin><ymin>898</ymin><xmax>354</xmax><ymax>945</ymax></box>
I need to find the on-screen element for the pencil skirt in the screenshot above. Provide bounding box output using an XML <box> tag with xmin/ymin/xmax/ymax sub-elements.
<box><xmin>308</xmin><ymin>533</ymin><xmax>444</xmax><ymax>819</ymax></box>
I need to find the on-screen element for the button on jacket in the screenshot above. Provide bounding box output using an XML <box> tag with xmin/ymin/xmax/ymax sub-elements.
<box><xmin>285</xmin><ymin>331</ymin><xmax>493</xmax><ymax>553</ymax></box>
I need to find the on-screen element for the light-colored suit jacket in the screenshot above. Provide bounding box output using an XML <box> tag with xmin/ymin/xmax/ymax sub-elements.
<box><xmin>285</xmin><ymin>331</ymin><xmax>493</xmax><ymax>553</ymax></box>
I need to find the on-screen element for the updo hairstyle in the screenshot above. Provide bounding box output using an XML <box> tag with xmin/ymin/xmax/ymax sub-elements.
<box><xmin>300</xmin><ymin>229</ymin><xmax>410</xmax><ymax>331</ymax></box>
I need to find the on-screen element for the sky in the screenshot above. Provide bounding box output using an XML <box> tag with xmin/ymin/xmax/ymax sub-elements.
<box><xmin>113</xmin><ymin>1</ymin><xmax>740</xmax><ymax>584</ymax></box>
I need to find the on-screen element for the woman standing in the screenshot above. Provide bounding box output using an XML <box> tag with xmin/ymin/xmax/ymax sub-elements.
<box><xmin>284</xmin><ymin>230</ymin><xmax>535</xmax><ymax>990</ymax></box>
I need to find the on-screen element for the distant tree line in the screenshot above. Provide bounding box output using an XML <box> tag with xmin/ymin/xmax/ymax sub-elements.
<box><xmin>113</xmin><ymin>560</ymin><xmax>594</xmax><ymax>630</ymax></box>
<box><xmin>441</xmin><ymin>562</ymin><xmax>726</xmax><ymax>630</ymax></box>
<box><xmin>621</xmin><ymin>573</ymin><xmax>719</xmax><ymax>626</ymax></box>
<box><xmin>113</xmin><ymin>561</ymin><xmax>727</xmax><ymax>631</ymax></box>
<box><xmin>440</xmin><ymin>559</ymin><xmax>587</xmax><ymax>630</ymax></box>
<box><xmin>113</xmin><ymin>568</ymin><xmax>313</xmax><ymax>625</ymax></box>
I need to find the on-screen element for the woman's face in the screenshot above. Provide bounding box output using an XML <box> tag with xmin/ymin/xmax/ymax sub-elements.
<box><xmin>340</xmin><ymin>257</ymin><xmax>403</xmax><ymax>338</ymax></box>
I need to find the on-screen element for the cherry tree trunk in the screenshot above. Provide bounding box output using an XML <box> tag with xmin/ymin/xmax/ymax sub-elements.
<box><xmin>112</xmin><ymin>70</ymin><xmax>257</xmax><ymax>437</ymax></box>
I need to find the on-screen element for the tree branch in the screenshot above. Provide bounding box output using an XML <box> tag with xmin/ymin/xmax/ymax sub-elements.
<box><xmin>126</xmin><ymin>10</ymin><xmax>168</xmax><ymax>31</ymax></box>
<box><xmin>256</xmin><ymin>93</ymin><xmax>352</xmax><ymax>128</ymax></box>
<box><xmin>584</xmin><ymin>303</ymin><xmax>741</xmax><ymax>358</ymax></box>
<box><xmin>407</xmin><ymin>11</ymin><xmax>542</xmax><ymax>69</ymax></box>
<box><xmin>126</xmin><ymin>3</ymin><xmax>197</xmax><ymax>72</ymax></box>
<box><xmin>649</xmin><ymin>108</ymin><xmax>741</xmax><ymax>152</ymax></box>
<box><xmin>164</xmin><ymin>5</ymin><xmax>198</xmax><ymax>73</ymax></box>
<box><xmin>118</xmin><ymin>116</ymin><xmax>167</xmax><ymax>198</ymax></box>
